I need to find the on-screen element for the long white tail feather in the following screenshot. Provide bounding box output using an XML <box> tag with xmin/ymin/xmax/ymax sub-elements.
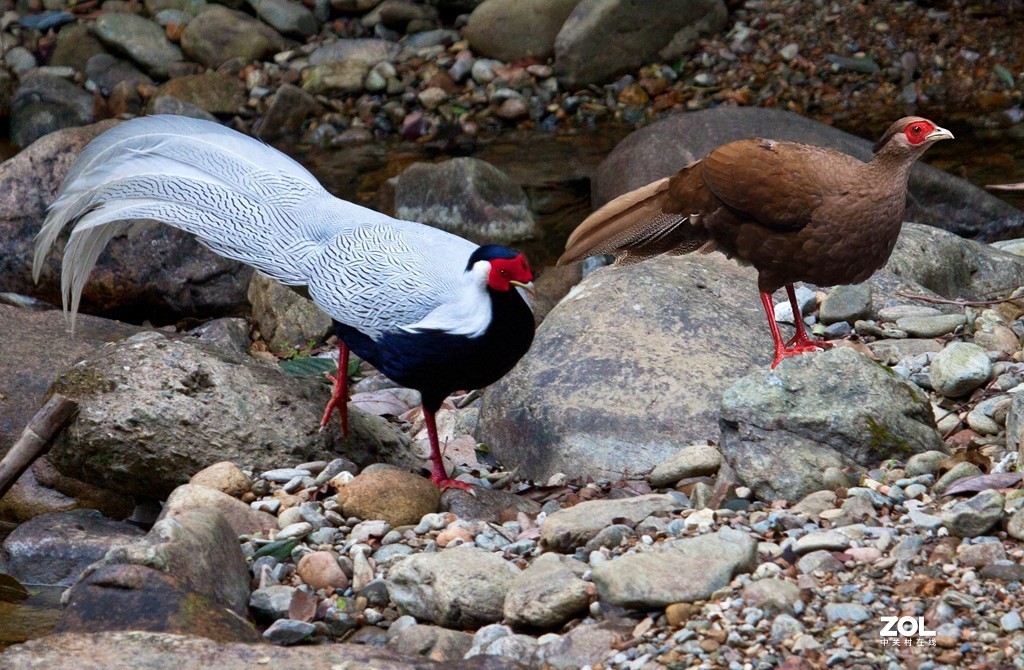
<box><xmin>34</xmin><ymin>115</ymin><xmax>478</xmax><ymax>337</ymax></box>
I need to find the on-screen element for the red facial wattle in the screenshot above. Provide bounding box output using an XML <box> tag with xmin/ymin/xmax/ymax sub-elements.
<box><xmin>487</xmin><ymin>254</ymin><xmax>533</xmax><ymax>291</ymax></box>
<box><xmin>904</xmin><ymin>120</ymin><xmax>937</xmax><ymax>145</ymax></box>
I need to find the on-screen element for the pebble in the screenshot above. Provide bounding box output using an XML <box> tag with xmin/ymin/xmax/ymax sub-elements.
<box><xmin>277</xmin><ymin>522</ymin><xmax>314</xmax><ymax>540</ymax></box>
<box><xmin>929</xmin><ymin>342</ymin><xmax>992</xmax><ymax>397</ymax></box>
<box><xmin>942</xmin><ymin>490</ymin><xmax>1005</xmax><ymax>537</ymax></box>
<box><xmin>263</xmin><ymin>618</ymin><xmax>316</xmax><ymax>645</ymax></box>
<box><xmin>261</xmin><ymin>468</ymin><xmax>312</xmax><ymax>483</ymax></box>
<box><xmin>896</xmin><ymin>314</ymin><xmax>967</xmax><ymax>338</ymax></box>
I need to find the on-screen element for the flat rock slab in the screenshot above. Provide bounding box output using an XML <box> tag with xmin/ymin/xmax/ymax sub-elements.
<box><xmin>591</xmin><ymin>526</ymin><xmax>756</xmax><ymax>608</ymax></box>
<box><xmin>0</xmin><ymin>632</ymin><xmax>530</xmax><ymax>669</ymax></box>
<box><xmin>48</xmin><ymin>331</ymin><xmax>410</xmax><ymax>497</ymax></box>
<box><xmin>540</xmin><ymin>494</ymin><xmax>689</xmax><ymax>552</ymax></box>
<box><xmin>720</xmin><ymin>348</ymin><xmax>946</xmax><ymax>501</ymax></box>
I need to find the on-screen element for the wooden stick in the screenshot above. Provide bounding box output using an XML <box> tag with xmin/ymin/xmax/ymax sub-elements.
<box><xmin>0</xmin><ymin>395</ymin><xmax>78</xmax><ymax>500</ymax></box>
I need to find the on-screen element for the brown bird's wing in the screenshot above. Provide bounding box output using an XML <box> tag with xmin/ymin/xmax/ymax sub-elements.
<box><xmin>558</xmin><ymin>163</ymin><xmax>720</xmax><ymax>266</ymax></box>
<box><xmin>699</xmin><ymin>139</ymin><xmax>834</xmax><ymax>231</ymax></box>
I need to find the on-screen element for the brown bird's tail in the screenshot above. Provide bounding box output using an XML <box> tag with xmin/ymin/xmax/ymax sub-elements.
<box><xmin>558</xmin><ymin>168</ymin><xmax>714</xmax><ymax>267</ymax></box>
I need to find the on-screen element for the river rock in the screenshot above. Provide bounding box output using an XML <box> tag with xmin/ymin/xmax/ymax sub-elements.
<box><xmin>392</xmin><ymin>158</ymin><xmax>537</xmax><ymax>246</ymax></box>
<box><xmin>440</xmin><ymin>486</ymin><xmax>542</xmax><ymax>523</ymax></box>
<box><xmin>648</xmin><ymin>444</ymin><xmax>722</xmax><ymax>487</ymax></box>
<box><xmin>895</xmin><ymin>314</ymin><xmax>966</xmax><ymax>338</ymax></box>
<box><xmin>58</xmin><ymin>564</ymin><xmax>260</xmax><ymax>642</ymax></box>
<box><xmin>246</xmin><ymin>0</ymin><xmax>318</xmax><ymax>38</ymax></box>
<box><xmin>188</xmin><ymin>461</ymin><xmax>252</xmax><ymax>498</ymax></box>
<box><xmin>308</xmin><ymin>38</ymin><xmax>401</xmax><ymax>67</ymax></box>
<box><xmin>262</xmin><ymin>619</ymin><xmax>315</xmax><ymax>646</ymax></box>
<box><xmin>554</xmin><ymin>0</ymin><xmax>727</xmax><ymax>88</ymax></box>
<box><xmin>819</xmin><ymin>284</ymin><xmax>873</xmax><ymax>325</ymax></box>
<box><xmin>296</xmin><ymin>551</ymin><xmax>349</xmax><ymax>591</ymax></box>
<box><xmin>591</xmin><ymin>526</ymin><xmax>756</xmax><ymax>607</ymax></box>
<box><xmin>465</xmin><ymin>0</ymin><xmax>581</xmax><ymax>63</ymax></box>
<box><xmin>254</xmin><ymin>84</ymin><xmax>325</xmax><ymax>141</ymax></box>
<box><xmin>92</xmin><ymin>13</ymin><xmax>183</xmax><ymax>78</ymax></box>
<box><xmin>10</xmin><ymin>72</ymin><xmax>95</xmax><ymax>147</ymax></box>
<box><xmin>387</xmin><ymin>623</ymin><xmax>476</xmax><ymax>661</ymax></box>
<box><xmin>0</xmin><ymin>632</ymin><xmax>525</xmax><ymax>669</ymax></box>
<box><xmin>47</xmin><ymin>331</ymin><xmax>411</xmax><ymax>497</ymax></box>
<box><xmin>720</xmin><ymin>348</ymin><xmax>945</xmax><ymax>501</ymax></box>
<box><xmin>741</xmin><ymin>578</ymin><xmax>803</xmax><ymax>616</ymax></box>
<box><xmin>161</xmin><ymin>484</ymin><xmax>277</xmax><ymax>538</ymax></box>
<box><xmin>503</xmin><ymin>553</ymin><xmax>591</xmax><ymax>629</ymax></box>
<box><xmin>386</xmin><ymin>547</ymin><xmax>520</xmax><ymax>627</ymax></box>
<box><xmin>158</xmin><ymin>72</ymin><xmax>247</xmax><ymax>115</ymax></box>
<box><xmin>180</xmin><ymin>6</ymin><xmax>287</xmax><ymax>68</ymax></box>
<box><xmin>336</xmin><ymin>469</ymin><xmax>440</xmax><ymax>526</ymax></box>
<box><xmin>0</xmin><ymin>509</ymin><xmax>143</xmax><ymax>587</ymax></box>
<box><xmin>479</xmin><ymin>254</ymin><xmax>771</xmax><ymax>482</ymax></box>
<box><xmin>929</xmin><ymin>342</ymin><xmax>992</xmax><ymax>398</ymax></box>
<box><xmin>539</xmin><ymin>493</ymin><xmax>688</xmax><ymax>552</ymax></box>
<box><xmin>941</xmin><ymin>490</ymin><xmax>1004</xmax><ymax>538</ymax></box>
<box><xmin>50</xmin><ymin>24</ymin><xmax>108</xmax><ymax>71</ymax></box>
<box><xmin>248</xmin><ymin>274</ymin><xmax>332</xmax><ymax>354</ymax></box>
<box><xmin>85</xmin><ymin>53</ymin><xmax>153</xmax><ymax>97</ymax></box>
<box><xmin>591</xmin><ymin>107</ymin><xmax>1024</xmax><ymax>242</ymax></box>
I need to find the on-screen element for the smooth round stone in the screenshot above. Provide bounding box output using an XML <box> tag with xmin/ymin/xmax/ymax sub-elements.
<box><xmin>277</xmin><ymin>522</ymin><xmax>314</xmax><ymax>540</ymax></box>
<box><xmin>896</xmin><ymin>314</ymin><xmax>967</xmax><ymax>338</ymax></box>
<box><xmin>929</xmin><ymin>342</ymin><xmax>992</xmax><ymax>397</ymax></box>
<box><xmin>261</xmin><ymin>468</ymin><xmax>312</xmax><ymax>483</ymax></box>
<box><xmin>877</xmin><ymin>305</ymin><xmax>942</xmax><ymax>322</ymax></box>
<box><xmin>819</xmin><ymin>284</ymin><xmax>873</xmax><ymax>325</ymax></box>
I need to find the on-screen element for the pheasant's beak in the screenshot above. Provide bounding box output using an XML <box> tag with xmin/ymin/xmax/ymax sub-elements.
<box><xmin>510</xmin><ymin>280</ymin><xmax>536</xmax><ymax>297</ymax></box>
<box><xmin>926</xmin><ymin>126</ymin><xmax>954</xmax><ymax>142</ymax></box>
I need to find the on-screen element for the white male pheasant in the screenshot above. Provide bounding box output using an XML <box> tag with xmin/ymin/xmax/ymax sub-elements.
<box><xmin>33</xmin><ymin>115</ymin><xmax>536</xmax><ymax>491</ymax></box>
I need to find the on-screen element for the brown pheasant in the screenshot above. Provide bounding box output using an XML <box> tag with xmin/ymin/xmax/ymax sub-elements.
<box><xmin>559</xmin><ymin>116</ymin><xmax>953</xmax><ymax>368</ymax></box>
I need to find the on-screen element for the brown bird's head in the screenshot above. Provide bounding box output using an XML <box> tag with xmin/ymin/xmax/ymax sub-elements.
<box><xmin>872</xmin><ymin>117</ymin><xmax>954</xmax><ymax>154</ymax></box>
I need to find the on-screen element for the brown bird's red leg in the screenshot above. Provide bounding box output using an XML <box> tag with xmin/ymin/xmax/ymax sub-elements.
<box><xmin>783</xmin><ymin>284</ymin><xmax>833</xmax><ymax>350</ymax></box>
<box><xmin>424</xmin><ymin>407</ymin><xmax>473</xmax><ymax>492</ymax></box>
<box><xmin>761</xmin><ymin>291</ymin><xmax>826</xmax><ymax>369</ymax></box>
<box><xmin>320</xmin><ymin>341</ymin><xmax>350</xmax><ymax>436</ymax></box>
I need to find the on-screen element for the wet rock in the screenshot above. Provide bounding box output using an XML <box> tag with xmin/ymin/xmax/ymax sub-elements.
<box><xmin>465</xmin><ymin>0</ymin><xmax>581</xmax><ymax>63</ymax></box>
<box><xmin>929</xmin><ymin>342</ymin><xmax>992</xmax><ymax>398</ymax></box>
<box><xmin>440</xmin><ymin>486</ymin><xmax>542</xmax><ymax>523</ymax></box>
<box><xmin>248</xmin><ymin>274</ymin><xmax>332</xmax><ymax>354</ymax></box>
<box><xmin>479</xmin><ymin>255</ymin><xmax>770</xmax><ymax>482</ymax></box>
<box><xmin>386</xmin><ymin>547</ymin><xmax>519</xmax><ymax>627</ymax></box>
<box><xmin>180</xmin><ymin>6</ymin><xmax>287</xmax><ymax>68</ymax></box>
<box><xmin>337</xmin><ymin>469</ymin><xmax>440</xmax><ymax>526</ymax></box>
<box><xmin>819</xmin><ymin>284</ymin><xmax>872</xmax><ymax>325</ymax></box>
<box><xmin>0</xmin><ymin>631</ymin><xmax>525</xmax><ymax>669</ymax></box>
<box><xmin>591</xmin><ymin>107</ymin><xmax>1024</xmax><ymax>242</ymax></box>
<box><xmin>534</xmin><ymin>622</ymin><xmax>633</xmax><ymax>669</ymax></box>
<box><xmin>92</xmin><ymin>13</ymin><xmax>183</xmax><ymax>78</ymax></box>
<box><xmin>48</xmin><ymin>332</ymin><xmax>409</xmax><ymax>497</ymax></box>
<box><xmin>296</xmin><ymin>551</ymin><xmax>349</xmax><ymax>591</ymax></box>
<box><xmin>720</xmin><ymin>348</ymin><xmax>945</xmax><ymax>501</ymax></box>
<box><xmin>387</xmin><ymin>624</ymin><xmax>475</xmax><ymax>661</ymax></box>
<box><xmin>161</xmin><ymin>484</ymin><xmax>277</xmax><ymax>538</ymax></box>
<box><xmin>253</xmin><ymin>84</ymin><xmax>324</xmax><ymax>142</ymax></box>
<box><xmin>554</xmin><ymin>0</ymin><xmax>728</xmax><ymax>88</ymax></box>
<box><xmin>648</xmin><ymin>444</ymin><xmax>721</xmax><ymax>487</ymax></box>
<box><xmin>158</xmin><ymin>72</ymin><xmax>247</xmax><ymax>115</ymax></box>
<box><xmin>188</xmin><ymin>462</ymin><xmax>252</xmax><ymax>498</ymax></box>
<box><xmin>592</xmin><ymin>526</ymin><xmax>755</xmax><ymax>607</ymax></box>
<box><xmin>57</xmin><ymin>564</ymin><xmax>261</xmax><ymax>642</ymax></box>
<box><xmin>392</xmin><ymin>158</ymin><xmax>536</xmax><ymax>246</ymax></box>
<box><xmin>0</xmin><ymin>509</ymin><xmax>143</xmax><ymax>587</ymax></box>
<box><xmin>245</xmin><ymin>0</ymin><xmax>318</xmax><ymax>38</ymax></box>
<box><xmin>942</xmin><ymin>490</ymin><xmax>1004</xmax><ymax>538</ymax></box>
<box><xmin>539</xmin><ymin>493</ymin><xmax>688</xmax><ymax>552</ymax></box>
<box><xmin>503</xmin><ymin>553</ymin><xmax>591</xmax><ymax>629</ymax></box>
<box><xmin>741</xmin><ymin>578</ymin><xmax>802</xmax><ymax>615</ymax></box>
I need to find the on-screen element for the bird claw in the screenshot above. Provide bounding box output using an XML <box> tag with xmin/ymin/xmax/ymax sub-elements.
<box><xmin>432</xmin><ymin>475</ymin><xmax>476</xmax><ymax>494</ymax></box>
<box><xmin>771</xmin><ymin>342</ymin><xmax>829</xmax><ymax>369</ymax></box>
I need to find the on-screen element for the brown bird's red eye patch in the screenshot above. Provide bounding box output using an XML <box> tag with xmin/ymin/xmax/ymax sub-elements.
<box><xmin>904</xmin><ymin>120</ymin><xmax>936</xmax><ymax>144</ymax></box>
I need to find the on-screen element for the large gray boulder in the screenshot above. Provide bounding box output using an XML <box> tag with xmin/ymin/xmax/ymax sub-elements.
<box><xmin>0</xmin><ymin>121</ymin><xmax>252</xmax><ymax>324</ymax></box>
<box><xmin>554</xmin><ymin>0</ymin><xmax>727</xmax><ymax>89</ymax></box>
<box><xmin>719</xmin><ymin>348</ymin><xmax>946</xmax><ymax>501</ymax></box>
<box><xmin>478</xmin><ymin>253</ymin><xmax>767</xmax><ymax>482</ymax></box>
<box><xmin>47</xmin><ymin>331</ymin><xmax>412</xmax><ymax>498</ymax></box>
<box><xmin>465</xmin><ymin>0</ymin><xmax>582</xmax><ymax>63</ymax></box>
<box><xmin>591</xmin><ymin>107</ymin><xmax>1024</xmax><ymax>241</ymax></box>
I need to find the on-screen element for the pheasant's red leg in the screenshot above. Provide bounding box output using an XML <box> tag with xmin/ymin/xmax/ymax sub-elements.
<box><xmin>761</xmin><ymin>291</ymin><xmax>825</xmax><ymax>369</ymax></box>
<box><xmin>783</xmin><ymin>284</ymin><xmax>832</xmax><ymax>350</ymax></box>
<box><xmin>319</xmin><ymin>341</ymin><xmax>350</xmax><ymax>436</ymax></box>
<box><xmin>424</xmin><ymin>407</ymin><xmax>472</xmax><ymax>492</ymax></box>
